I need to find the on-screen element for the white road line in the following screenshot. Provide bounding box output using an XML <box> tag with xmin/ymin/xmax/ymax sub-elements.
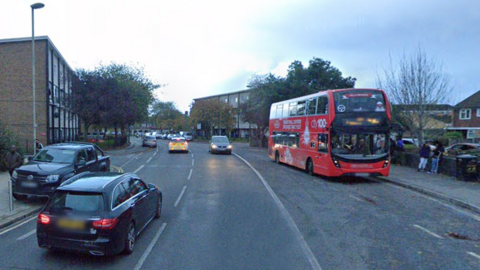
<box><xmin>188</xmin><ymin>169</ymin><xmax>193</xmax><ymax>180</ymax></box>
<box><xmin>174</xmin><ymin>186</ymin><xmax>187</xmax><ymax>207</ymax></box>
<box><xmin>133</xmin><ymin>223</ymin><xmax>167</xmax><ymax>270</ymax></box>
<box><xmin>0</xmin><ymin>216</ymin><xmax>37</xmax><ymax>235</ymax></box>
<box><xmin>16</xmin><ymin>229</ymin><xmax>36</xmax><ymax>241</ymax></box>
<box><xmin>192</xmin><ymin>159</ymin><xmax>194</xmax><ymax>166</ymax></box>
<box><xmin>147</xmin><ymin>157</ymin><xmax>152</xmax><ymax>163</ymax></box>
<box><xmin>121</xmin><ymin>153</ymin><xmax>143</xmax><ymax>168</ymax></box>
<box><xmin>233</xmin><ymin>153</ymin><xmax>322</xmax><ymax>270</ymax></box>
<box><xmin>387</xmin><ymin>183</ymin><xmax>480</xmax><ymax>222</ymax></box>
<box><xmin>349</xmin><ymin>195</ymin><xmax>363</xmax><ymax>202</ymax></box>
<box><xmin>191</xmin><ymin>153</ymin><xmax>194</xmax><ymax>158</ymax></box>
<box><xmin>467</xmin><ymin>252</ymin><xmax>480</xmax><ymax>260</ymax></box>
<box><xmin>134</xmin><ymin>165</ymin><xmax>145</xmax><ymax>174</ymax></box>
<box><xmin>413</xmin><ymin>225</ymin><xmax>444</xmax><ymax>239</ymax></box>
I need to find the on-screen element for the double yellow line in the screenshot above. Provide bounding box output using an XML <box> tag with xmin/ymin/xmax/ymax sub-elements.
<box><xmin>111</xmin><ymin>165</ymin><xmax>124</xmax><ymax>173</ymax></box>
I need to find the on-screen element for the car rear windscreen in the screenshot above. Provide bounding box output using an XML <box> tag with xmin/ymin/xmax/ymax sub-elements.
<box><xmin>172</xmin><ymin>138</ymin><xmax>186</xmax><ymax>142</ymax></box>
<box><xmin>45</xmin><ymin>191</ymin><xmax>104</xmax><ymax>214</ymax></box>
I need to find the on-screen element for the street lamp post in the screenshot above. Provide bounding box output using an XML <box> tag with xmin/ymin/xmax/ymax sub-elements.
<box><xmin>31</xmin><ymin>2</ymin><xmax>44</xmax><ymax>155</ymax></box>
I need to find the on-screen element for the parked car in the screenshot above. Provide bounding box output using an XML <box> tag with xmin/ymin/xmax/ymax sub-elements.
<box><xmin>168</xmin><ymin>137</ymin><xmax>189</xmax><ymax>153</ymax></box>
<box><xmin>209</xmin><ymin>136</ymin><xmax>233</xmax><ymax>154</ymax></box>
<box><xmin>142</xmin><ymin>136</ymin><xmax>157</xmax><ymax>148</ymax></box>
<box><xmin>11</xmin><ymin>143</ymin><xmax>110</xmax><ymax>200</ymax></box>
<box><xmin>181</xmin><ymin>132</ymin><xmax>193</xmax><ymax>141</ymax></box>
<box><xmin>155</xmin><ymin>133</ymin><xmax>163</xmax><ymax>139</ymax></box>
<box><xmin>37</xmin><ymin>172</ymin><xmax>162</xmax><ymax>256</ymax></box>
<box><xmin>402</xmin><ymin>138</ymin><xmax>419</xmax><ymax>147</ymax></box>
<box><xmin>445</xmin><ymin>143</ymin><xmax>480</xmax><ymax>155</ymax></box>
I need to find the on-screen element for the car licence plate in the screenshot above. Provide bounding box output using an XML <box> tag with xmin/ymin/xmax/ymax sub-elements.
<box><xmin>57</xmin><ymin>219</ymin><xmax>85</xmax><ymax>230</ymax></box>
<box><xmin>21</xmin><ymin>181</ymin><xmax>37</xmax><ymax>188</ymax></box>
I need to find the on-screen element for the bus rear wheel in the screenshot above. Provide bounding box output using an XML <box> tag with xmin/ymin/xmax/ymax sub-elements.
<box><xmin>275</xmin><ymin>151</ymin><xmax>280</xmax><ymax>164</ymax></box>
<box><xmin>306</xmin><ymin>159</ymin><xmax>314</xmax><ymax>175</ymax></box>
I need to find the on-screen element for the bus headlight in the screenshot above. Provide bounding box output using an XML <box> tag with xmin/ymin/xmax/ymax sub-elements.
<box><xmin>382</xmin><ymin>158</ymin><xmax>390</xmax><ymax>168</ymax></box>
<box><xmin>332</xmin><ymin>157</ymin><xmax>341</xmax><ymax>168</ymax></box>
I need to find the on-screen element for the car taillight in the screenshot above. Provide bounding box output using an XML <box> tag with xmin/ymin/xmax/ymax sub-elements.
<box><xmin>37</xmin><ymin>213</ymin><xmax>50</xmax><ymax>224</ymax></box>
<box><xmin>153</xmin><ymin>140</ymin><xmax>157</xmax><ymax>143</ymax></box>
<box><xmin>92</xmin><ymin>218</ymin><xmax>119</xmax><ymax>229</ymax></box>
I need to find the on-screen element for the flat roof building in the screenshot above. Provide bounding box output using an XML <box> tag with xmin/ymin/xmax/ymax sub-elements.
<box><xmin>192</xmin><ymin>89</ymin><xmax>256</xmax><ymax>138</ymax></box>
<box><xmin>0</xmin><ymin>36</ymin><xmax>79</xmax><ymax>152</ymax></box>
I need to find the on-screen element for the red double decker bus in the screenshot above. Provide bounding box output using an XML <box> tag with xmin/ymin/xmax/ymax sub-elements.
<box><xmin>268</xmin><ymin>88</ymin><xmax>392</xmax><ymax>177</ymax></box>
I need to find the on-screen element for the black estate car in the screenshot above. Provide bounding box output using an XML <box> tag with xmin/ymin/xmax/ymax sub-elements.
<box><xmin>37</xmin><ymin>172</ymin><xmax>162</xmax><ymax>256</ymax></box>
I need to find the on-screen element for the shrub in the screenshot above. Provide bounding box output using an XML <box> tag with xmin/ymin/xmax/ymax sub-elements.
<box><xmin>0</xmin><ymin>121</ymin><xmax>22</xmax><ymax>171</ymax></box>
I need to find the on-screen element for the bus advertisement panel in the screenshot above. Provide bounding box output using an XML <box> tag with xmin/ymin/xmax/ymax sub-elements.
<box><xmin>268</xmin><ymin>88</ymin><xmax>391</xmax><ymax>177</ymax></box>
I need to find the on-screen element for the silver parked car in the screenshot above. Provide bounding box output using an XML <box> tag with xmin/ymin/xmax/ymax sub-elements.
<box><xmin>209</xmin><ymin>136</ymin><xmax>232</xmax><ymax>154</ymax></box>
<box><xmin>142</xmin><ymin>136</ymin><xmax>157</xmax><ymax>148</ymax></box>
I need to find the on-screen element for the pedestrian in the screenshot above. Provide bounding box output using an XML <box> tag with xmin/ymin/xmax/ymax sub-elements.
<box><xmin>35</xmin><ymin>139</ymin><xmax>43</xmax><ymax>154</ymax></box>
<box><xmin>429</xmin><ymin>141</ymin><xmax>445</xmax><ymax>174</ymax></box>
<box><xmin>4</xmin><ymin>145</ymin><xmax>23</xmax><ymax>177</ymax></box>
<box><xmin>418</xmin><ymin>142</ymin><xmax>430</xmax><ymax>172</ymax></box>
<box><xmin>395</xmin><ymin>136</ymin><xmax>405</xmax><ymax>165</ymax></box>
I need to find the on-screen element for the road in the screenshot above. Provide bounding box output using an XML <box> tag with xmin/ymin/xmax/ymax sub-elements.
<box><xmin>0</xmin><ymin>137</ymin><xmax>479</xmax><ymax>269</ymax></box>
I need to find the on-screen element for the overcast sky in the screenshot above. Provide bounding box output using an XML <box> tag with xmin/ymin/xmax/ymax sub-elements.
<box><xmin>1</xmin><ymin>0</ymin><xmax>479</xmax><ymax>112</ymax></box>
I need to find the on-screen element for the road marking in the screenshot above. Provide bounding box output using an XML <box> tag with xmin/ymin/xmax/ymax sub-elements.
<box><xmin>191</xmin><ymin>153</ymin><xmax>194</xmax><ymax>158</ymax></box>
<box><xmin>233</xmin><ymin>153</ymin><xmax>322</xmax><ymax>270</ymax></box>
<box><xmin>133</xmin><ymin>223</ymin><xmax>167</xmax><ymax>270</ymax></box>
<box><xmin>349</xmin><ymin>195</ymin><xmax>363</xmax><ymax>202</ymax></box>
<box><xmin>134</xmin><ymin>165</ymin><xmax>145</xmax><ymax>174</ymax></box>
<box><xmin>111</xmin><ymin>165</ymin><xmax>123</xmax><ymax>173</ymax></box>
<box><xmin>16</xmin><ymin>229</ymin><xmax>36</xmax><ymax>241</ymax></box>
<box><xmin>121</xmin><ymin>153</ymin><xmax>143</xmax><ymax>168</ymax></box>
<box><xmin>0</xmin><ymin>216</ymin><xmax>37</xmax><ymax>235</ymax></box>
<box><xmin>174</xmin><ymin>186</ymin><xmax>187</xmax><ymax>207</ymax></box>
<box><xmin>413</xmin><ymin>225</ymin><xmax>444</xmax><ymax>239</ymax></box>
<box><xmin>387</xmin><ymin>183</ymin><xmax>480</xmax><ymax>222</ymax></box>
<box><xmin>188</xmin><ymin>169</ymin><xmax>193</xmax><ymax>180</ymax></box>
<box><xmin>147</xmin><ymin>157</ymin><xmax>152</xmax><ymax>163</ymax></box>
<box><xmin>192</xmin><ymin>159</ymin><xmax>194</xmax><ymax>166</ymax></box>
<box><xmin>467</xmin><ymin>252</ymin><xmax>480</xmax><ymax>260</ymax></box>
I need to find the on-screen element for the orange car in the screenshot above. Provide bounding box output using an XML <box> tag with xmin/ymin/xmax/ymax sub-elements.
<box><xmin>168</xmin><ymin>137</ymin><xmax>189</xmax><ymax>153</ymax></box>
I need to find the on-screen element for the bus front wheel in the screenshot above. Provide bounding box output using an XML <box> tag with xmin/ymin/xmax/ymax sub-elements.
<box><xmin>306</xmin><ymin>159</ymin><xmax>314</xmax><ymax>175</ymax></box>
<box><xmin>275</xmin><ymin>151</ymin><xmax>280</xmax><ymax>164</ymax></box>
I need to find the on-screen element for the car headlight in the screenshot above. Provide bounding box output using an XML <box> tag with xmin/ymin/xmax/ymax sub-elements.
<box><xmin>212</xmin><ymin>145</ymin><xmax>218</xmax><ymax>149</ymax></box>
<box><xmin>12</xmin><ymin>170</ymin><xmax>18</xmax><ymax>179</ymax></box>
<box><xmin>45</xmin><ymin>175</ymin><xmax>60</xmax><ymax>183</ymax></box>
<box><xmin>227</xmin><ymin>145</ymin><xmax>232</xmax><ymax>149</ymax></box>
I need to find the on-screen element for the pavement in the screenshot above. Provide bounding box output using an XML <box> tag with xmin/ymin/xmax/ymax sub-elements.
<box><xmin>1</xmin><ymin>145</ymin><xmax>480</xmax><ymax>230</ymax></box>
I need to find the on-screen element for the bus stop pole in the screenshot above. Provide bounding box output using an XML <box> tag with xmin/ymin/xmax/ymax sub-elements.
<box><xmin>9</xmin><ymin>180</ymin><xmax>14</xmax><ymax>212</ymax></box>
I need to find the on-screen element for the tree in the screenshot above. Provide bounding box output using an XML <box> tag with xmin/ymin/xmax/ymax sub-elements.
<box><xmin>190</xmin><ymin>99</ymin><xmax>235</xmax><ymax>138</ymax></box>
<box><xmin>377</xmin><ymin>47</ymin><xmax>453</xmax><ymax>145</ymax></box>
<box><xmin>151</xmin><ymin>100</ymin><xmax>188</xmax><ymax>131</ymax></box>
<box><xmin>73</xmin><ymin>63</ymin><xmax>159</xmax><ymax>144</ymax></box>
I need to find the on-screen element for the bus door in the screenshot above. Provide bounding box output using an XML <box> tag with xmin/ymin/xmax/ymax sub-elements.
<box><xmin>316</xmin><ymin>133</ymin><xmax>329</xmax><ymax>171</ymax></box>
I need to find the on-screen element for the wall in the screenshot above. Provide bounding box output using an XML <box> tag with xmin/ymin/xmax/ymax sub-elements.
<box><xmin>0</xmin><ymin>40</ymin><xmax>48</xmax><ymax>152</ymax></box>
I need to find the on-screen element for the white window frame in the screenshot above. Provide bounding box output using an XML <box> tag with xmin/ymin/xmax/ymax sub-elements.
<box><xmin>477</xmin><ymin>108</ymin><xmax>480</xmax><ymax>117</ymax></box>
<box><xmin>460</xmin><ymin>109</ymin><xmax>471</xmax><ymax>120</ymax></box>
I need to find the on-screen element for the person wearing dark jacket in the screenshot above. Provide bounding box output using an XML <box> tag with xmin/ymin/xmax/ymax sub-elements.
<box><xmin>4</xmin><ymin>145</ymin><xmax>23</xmax><ymax>176</ymax></box>
<box><xmin>429</xmin><ymin>142</ymin><xmax>444</xmax><ymax>174</ymax></box>
<box><xmin>418</xmin><ymin>143</ymin><xmax>430</xmax><ymax>172</ymax></box>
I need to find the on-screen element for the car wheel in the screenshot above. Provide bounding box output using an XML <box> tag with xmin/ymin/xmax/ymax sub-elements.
<box><xmin>123</xmin><ymin>222</ymin><xmax>136</xmax><ymax>254</ymax></box>
<box><xmin>306</xmin><ymin>159</ymin><xmax>314</xmax><ymax>176</ymax></box>
<box><xmin>275</xmin><ymin>151</ymin><xmax>280</xmax><ymax>164</ymax></box>
<box><xmin>13</xmin><ymin>193</ymin><xmax>28</xmax><ymax>201</ymax></box>
<box><xmin>155</xmin><ymin>195</ymin><xmax>162</xmax><ymax>219</ymax></box>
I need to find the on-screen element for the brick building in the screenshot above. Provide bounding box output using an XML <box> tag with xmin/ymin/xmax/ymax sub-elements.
<box><xmin>0</xmin><ymin>36</ymin><xmax>79</xmax><ymax>152</ymax></box>
<box><xmin>448</xmin><ymin>90</ymin><xmax>480</xmax><ymax>141</ymax></box>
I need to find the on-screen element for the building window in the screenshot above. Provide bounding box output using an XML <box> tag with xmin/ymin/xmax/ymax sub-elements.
<box><xmin>477</xmin><ymin>108</ymin><xmax>480</xmax><ymax>117</ymax></box>
<box><xmin>460</xmin><ymin>109</ymin><xmax>471</xmax><ymax>120</ymax></box>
